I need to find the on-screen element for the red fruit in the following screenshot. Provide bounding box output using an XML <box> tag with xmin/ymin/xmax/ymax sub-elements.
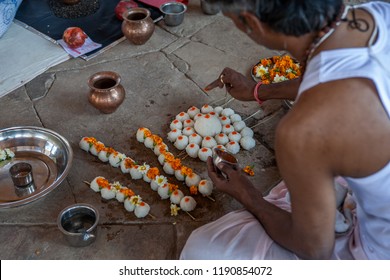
<box><xmin>115</xmin><ymin>0</ymin><xmax>138</xmax><ymax>21</ymax></box>
<box><xmin>62</xmin><ymin>27</ymin><xmax>87</xmax><ymax>48</ymax></box>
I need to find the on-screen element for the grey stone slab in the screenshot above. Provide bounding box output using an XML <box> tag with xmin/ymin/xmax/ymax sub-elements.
<box><xmin>25</xmin><ymin>73</ymin><xmax>56</xmax><ymax>101</ymax></box>
<box><xmin>0</xmin><ymin>224</ymin><xmax>176</xmax><ymax>259</ymax></box>
<box><xmin>191</xmin><ymin>16</ymin><xmax>279</xmax><ymax>62</ymax></box>
<box><xmin>0</xmin><ymin>87</ymin><xmax>42</xmax><ymax>128</ymax></box>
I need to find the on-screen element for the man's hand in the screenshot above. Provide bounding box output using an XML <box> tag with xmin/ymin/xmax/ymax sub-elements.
<box><xmin>205</xmin><ymin>67</ymin><xmax>257</xmax><ymax>101</ymax></box>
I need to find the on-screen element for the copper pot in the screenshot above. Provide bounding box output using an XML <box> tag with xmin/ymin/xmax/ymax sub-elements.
<box><xmin>88</xmin><ymin>71</ymin><xmax>125</xmax><ymax>114</ymax></box>
<box><xmin>121</xmin><ymin>8</ymin><xmax>155</xmax><ymax>45</ymax></box>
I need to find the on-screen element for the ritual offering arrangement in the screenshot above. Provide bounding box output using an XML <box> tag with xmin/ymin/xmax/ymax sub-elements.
<box><xmin>87</xmin><ymin>176</ymin><xmax>151</xmax><ymax>218</ymax></box>
<box><xmin>80</xmin><ymin>136</ymin><xmax>206</xmax><ymax>218</ymax></box>
<box><xmin>135</xmin><ymin>128</ymin><xmax>215</xmax><ymax>199</ymax></box>
<box><xmin>165</xmin><ymin>104</ymin><xmax>256</xmax><ymax>160</ymax></box>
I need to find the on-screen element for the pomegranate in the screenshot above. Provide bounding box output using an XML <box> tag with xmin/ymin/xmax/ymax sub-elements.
<box><xmin>62</xmin><ymin>27</ymin><xmax>88</xmax><ymax>48</ymax></box>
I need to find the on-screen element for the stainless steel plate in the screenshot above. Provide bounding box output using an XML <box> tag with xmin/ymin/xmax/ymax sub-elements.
<box><xmin>0</xmin><ymin>126</ymin><xmax>73</xmax><ymax>208</ymax></box>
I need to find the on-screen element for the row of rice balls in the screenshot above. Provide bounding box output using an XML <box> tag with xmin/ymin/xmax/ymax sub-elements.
<box><xmin>135</xmin><ymin>129</ymin><xmax>214</xmax><ymax>197</ymax></box>
<box><xmin>89</xmin><ymin>176</ymin><xmax>151</xmax><ymax>218</ymax></box>
<box><xmin>80</xmin><ymin>137</ymin><xmax>200</xmax><ymax>212</ymax></box>
<box><xmin>167</xmin><ymin>104</ymin><xmax>256</xmax><ymax>160</ymax></box>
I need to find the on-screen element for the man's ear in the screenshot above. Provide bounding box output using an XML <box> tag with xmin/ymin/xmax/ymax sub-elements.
<box><xmin>239</xmin><ymin>11</ymin><xmax>264</xmax><ymax>35</ymax></box>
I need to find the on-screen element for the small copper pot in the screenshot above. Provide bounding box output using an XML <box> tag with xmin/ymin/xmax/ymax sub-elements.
<box><xmin>121</xmin><ymin>8</ymin><xmax>155</xmax><ymax>45</ymax></box>
<box><xmin>88</xmin><ymin>71</ymin><xmax>125</xmax><ymax>114</ymax></box>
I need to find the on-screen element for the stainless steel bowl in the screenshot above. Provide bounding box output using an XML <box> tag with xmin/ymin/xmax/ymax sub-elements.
<box><xmin>0</xmin><ymin>126</ymin><xmax>73</xmax><ymax>208</ymax></box>
<box><xmin>160</xmin><ymin>2</ymin><xmax>187</xmax><ymax>26</ymax></box>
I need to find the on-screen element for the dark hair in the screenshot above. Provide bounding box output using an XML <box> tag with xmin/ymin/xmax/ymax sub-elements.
<box><xmin>208</xmin><ymin>0</ymin><xmax>343</xmax><ymax>36</ymax></box>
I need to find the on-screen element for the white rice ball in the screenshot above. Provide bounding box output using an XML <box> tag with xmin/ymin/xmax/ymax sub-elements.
<box><xmin>228</xmin><ymin>131</ymin><xmax>242</xmax><ymax>142</ymax></box>
<box><xmin>130</xmin><ymin>165</ymin><xmax>143</xmax><ymax>180</ymax></box>
<box><xmin>201</xmin><ymin>104</ymin><xmax>214</xmax><ymax>113</ymax></box>
<box><xmin>222</xmin><ymin>124</ymin><xmax>235</xmax><ymax>134</ymax></box>
<box><xmin>120</xmin><ymin>158</ymin><xmax>134</xmax><ymax>174</ymax></box>
<box><xmin>194</xmin><ymin>114</ymin><xmax>222</xmax><ymax>137</ymax></box>
<box><xmin>170</xmin><ymin>119</ymin><xmax>183</xmax><ymax>130</ymax></box>
<box><xmin>215</xmin><ymin>133</ymin><xmax>229</xmax><ymax>145</ymax></box>
<box><xmin>240</xmin><ymin>136</ymin><xmax>256</xmax><ymax>150</ymax></box>
<box><xmin>136</xmin><ymin>127</ymin><xmax>151</xmax><ymax>143</ymax></box>
<box><xmin>79</xmin><ymin>137</ymin><xmax>92</xmax><ymax>152</ymax></box>
<box><xmin>187</xmin><ymin>106</ymin><xmax>200</xmax><ymax>118</ymax></box>
<box><xmin>163</xmin><ymin>162</ymin><xmax>175</xmax><ymax>175</ymax></box>
<box><xmin>214</xmin><ymin>106</ymin><xmax>223</xmax><ymax>115</ymax></box>
<box><xmin>225</xmin><ymin>141</ymin><xmax>240</xmax><ymax>154</ymax></box>
<box><xmin>198</xmin><ymin>179</ymin><xmax>213</xmax><ymax>196</ymax></box>
<box><xmin>194</xmin><ymin>113</ymin><xmax>204</xmax><ymax>121</ymax></box>
<box><xmin>109</xmin><ymin>152</ymin><xmax>126</xmax><ymax>168</ymax></box>
<box><xmin>158</xmin><ymin>184</ymin><xmax>170</xmax><ymax>199</ymax></box>
<box><xmin>90</xmin><ymin>141</ymin><xmax>105</xmax><ymax>156</ymax></box>
<box><xmin>219</xmin><ymin>115</ymin><xmax>231</xmax><ymax>125</ymax></box>
<box><xmin>151</xmin><ymin>175</ymin><xmax>167</xmax><ymax>191</ymax></box>
<box><xmin>198</xmin><ymin>147</ymin><xmax>213</xmax><ymax>162</ymax></box>
<box><xmin>170</xmin><ymin>189</ymin><xmax>184</xmax><ymax>204</ymax></box>
<box><xmin>230</xmin><ymin>113</ymin><xmax>242</xmax><ymax>123</ymax></box>
<box><xmin>174</xmin><ymin>135</ymin><xmax>189</xmax><ymax>150</ymax></box>
<box><xmin>124</xmin><ymin>195</ymin><xmax>142</xmax><ymax>212</ymax></box>
<box><xmin>182</xmin><ymin>127</ymin><xmax>195</xmax><ymax>136</ymax></box>
<box><xmin>97</xmin><ymin>150</ymin><xmax>110</xmax><ymax>163</ymax></box>
<box><xmin>183</xmin><ymin>119</ymin><xmax>194</xmax><ymax>128</ymax></box>
<box><xmin>158</xmin><ymin>152</ymin><xmax>174</xmax><ymax>166</ymax></box>
<box><xmin>167</xmin><ymin>129</ymin><xmax>182</xmax><ymax>143</ymax></box>
<box><xmin>201</xmin><ymin>136</ymin><xmax>217</xmax><ymax>149</ymax></box>
<box><xmin>180</xmin><ymin>196</ymin><xmax>197</xmax><ymax>212</ymax></box>
<box><xmin>101</xmin><ymin>187</ymin><xmax>116</xmax><ymax>200</ymax></box>
<box><xmin>90</xmin><ymin>176</ymin><xmax>105</xmax><ymax>192</ymax></box>
<box><xmin>240</xmin><ymin>127</ymin><xmax>254</xmax><ymax>138</ymax></box>
<box><xmin>134</xmin><ymin>202</ymin><xmax>150</xmax><ymax>218</ymax></box>
<box><xmin>175</xmin><ymin>169</ymin><xmax>185</xmax><ymax>181</ymax></box>
<box><xmin>154</xmin><ymin>143</ymin><xmax>168</xmax><ymax>156</ymax></box>
<box><xmin>233</xmin><ymin>121</ymin><xmax>246</xmax><ymax>132</ymax></box>
<box><xmin>188</xmin><ymin>133</ymin><xmax>202</xmax><ymax>146</ymax></box>
<box><xmin>213</xmin><ymin>145</ymin><xmax>227</xmax><ymax>155</ymax></box>
<box><xmin>176</xmin><ymin>111</ymin><xmax>190</xmax><ymax>122</ymax></box>
<box><xmin>185</xmin><ymin>173</ymin><xmax>201</xmax><ymax>188</ymax></box>
<box><xmin>144</xmin><ymin>136</ymin><xmax>155</xmax><ymax>149</ymax></box>
<box><xmin>221</xmin><ymin>108</ymin><xmax>235</xmax><ymax>117</ymax></box>
<box><xmin>185</xmin><ymin>143</ymin><xmax>200</xmax><ymax>158</ymax></box>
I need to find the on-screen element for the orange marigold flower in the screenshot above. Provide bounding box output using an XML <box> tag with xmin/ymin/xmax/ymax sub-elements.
<box><xmin>124</xmin><ymin>158</ymin><xmax>135</xmax><ymax>168</ymax></box>
<box><xmin>120</xmin><ymin>188</ymin><xmax>135</xmax><ymax>198</ymax></box>
<box><xmin>147</xmin><ymin>167</ymin><xmax>160</xmax><ymax>180</ymax></box>
<box><xmin>243</xmin><ymin>165</ymin><xmax>255</xmax><ymax>176</ymax></box>
<box><xmin>85</xmin><ymin>137</ymin><xmax>97</xmax><ymax>145</ymax></box>
<box><xmin>96</xmin><ymin>178</ymin><xmax>110</xmax><ymax>188</ymax></box>
<box><xmin>190</xmin><ymin>185</ymin><xmax>198</xmax><ymax>195</ymax></box>
<box><xmin>168</xmin><ymin>183</ymin><xmax>179</xmax><ymax>193</ymax></box>
<box><xmin>152</xmin><ymin>134</ymin><xmax>163</xmax><ymax>146</ymax></box>
<box><xmin>93</xmin><ymin>142</ymin><xmax>105</xmax><ymax>153</ymax></box>
<box><xmin>181</xmin><ymin>166</ymin><xmax>193</xmax><ymax>177</ymax></box>
<box><xmin>144</xmin><ymin>130</ymin><xmax>152</xmax><ymax>138</ymax></box>
<box><xmin>171</xmin><ymin>158</ymin><xmax>182</xmax><ymax>171</ymax></box>
<box><xmin>164</xmin><ymin>153</ymin><xmax>175</xmax><ymax>163</ymax></box>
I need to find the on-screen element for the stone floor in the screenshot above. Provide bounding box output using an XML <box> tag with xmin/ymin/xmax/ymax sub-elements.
<box><xmin>0</xmin><ymin>0</ymin><xmax>379</xmax><ymax>260</ymax></box>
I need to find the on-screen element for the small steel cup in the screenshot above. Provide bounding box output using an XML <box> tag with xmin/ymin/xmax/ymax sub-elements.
<box><xmin>57</xmin><ymin>203</ymin><xmax>99</xmax><ymax>247</ymax></box>
<box><xmin>212</xmin><ymin>147</ymin><xmax>238</xmax><ymax>172</ymax></box>
<box><xmin>160</xmin><ymin>2</ymin><xmax>187</xmax><ymax>26</ymax></box>
<box><xmin>9</xmin><ymin>162</ymin><xmax>34</xmax><ymax>187</ymax></box>
<box><xmin>201</xmin><ymin>0</ymin><xmax>220</xmax><ymax>15</ymax></box>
